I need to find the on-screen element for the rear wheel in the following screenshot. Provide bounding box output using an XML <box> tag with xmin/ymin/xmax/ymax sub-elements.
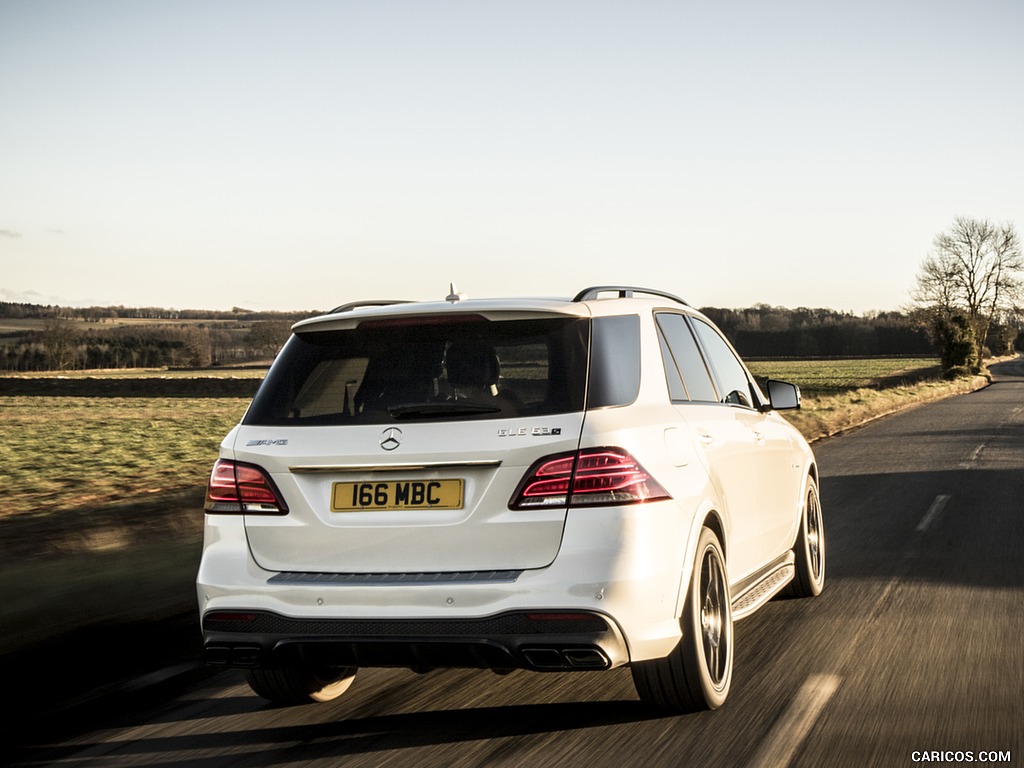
<box><xmin>783</xmin><ymin>476</ymin><xmax>825</xmax><ymax>598</ymax></box>
<box><xmin>632</xmin><ymin>526</ymin><xmax>733</xmax><ymax>711</ymax></box>
<box><xmin>245</xmin><ymin>665</ymin><xmax>357</xmax><ymax>705</ymax></box>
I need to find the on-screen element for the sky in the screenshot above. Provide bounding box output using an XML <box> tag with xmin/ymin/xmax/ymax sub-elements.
<box><xmin>1</xmin><ymin>0</ymin><xmax>1022</xmax><ymax>314</ymax></box>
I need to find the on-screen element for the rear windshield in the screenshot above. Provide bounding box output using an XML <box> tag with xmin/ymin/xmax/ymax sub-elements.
<box><xmin>244</xmin><ymin>315</ymin><xmax>590</xmax><ymax>425</ymax></box>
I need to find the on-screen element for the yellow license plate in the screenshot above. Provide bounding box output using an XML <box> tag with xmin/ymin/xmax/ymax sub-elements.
<box><xmin>331</xmin><ymin>479</ymin><xmax>464</xmax><ymax>512</ymax></box>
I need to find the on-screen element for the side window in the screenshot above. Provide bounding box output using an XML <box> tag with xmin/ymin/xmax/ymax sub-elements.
<box><xmin>587</xmin><ymin>315</ymin><xmax>640</xmax><ymax>408</ymax></box>
<box><xmin>655</xmin><ymin>313</ymin><xmax>718</xmax><ymax>402</ymax></box>
<box><xmin>657</xmin><ymin>329</ymin><xmax>687</xmax><ymax>401</ymax></box>
<box><xmin>690</xmin><ymin>318</ymin><xmax>756</xmax><ymax>408</ymax></box>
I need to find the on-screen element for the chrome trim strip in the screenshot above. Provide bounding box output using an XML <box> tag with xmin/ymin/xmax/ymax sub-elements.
<box><xmin>289</xmin><ymin>460</ymin><xmax>503</xmax><ymax>474</ymax></box>
<box><xmin>267</xmin><ymin>570</ymin><xmax>522</xmax><ymax>586</ymax></box>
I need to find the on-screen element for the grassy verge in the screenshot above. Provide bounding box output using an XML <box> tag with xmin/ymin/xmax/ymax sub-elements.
<box><xmin>746</xmin><ymin>358</ymin><xmax>991</xmax><ymax>440</ymax></box>
<box><xmin>3</xmin><ymin>539</ymin><xmax>201</xmax><ymax>654</ymax></box>
<box><xmin>777</xmin><ymin>375</ymin><xmax>990</xmax><ymax>439</ymax></box>
<box><xmin>0</xmin><ymin>396</ymin><xmax>247</xmax><ymax>663</ymax></box>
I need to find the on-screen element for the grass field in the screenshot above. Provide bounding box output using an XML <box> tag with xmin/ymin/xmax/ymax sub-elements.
<box><xmin>745</xmin><ymin>357</ymin><xmax>941</xmax><ymax>394</ymax></box>
<box><xmin>0</xmin><ymin>396</ymin><xmax>250</xmax><ymax>520</ymax></box>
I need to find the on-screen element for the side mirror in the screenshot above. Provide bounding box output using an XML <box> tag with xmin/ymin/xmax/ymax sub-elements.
<box><xmin>765</xmin><ymin>379</ymin><xmax>801</xmax><ymax>411</ymax></box>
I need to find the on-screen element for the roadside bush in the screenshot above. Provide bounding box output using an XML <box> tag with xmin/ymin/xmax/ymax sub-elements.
<box><xmin>942</xmin><ymin>365</ymin><xmax>973</xmax><ymax>380</ymax></box>
<box><xmin>932</xmin><ymin>313</ymin><xmax>979</xmax><ymax>370</ymax></box>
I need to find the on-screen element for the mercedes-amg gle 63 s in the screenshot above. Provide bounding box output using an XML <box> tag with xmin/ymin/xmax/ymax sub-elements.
<box><xmin>198</xmin><ymin>286</ymin><xmax>825</xmax><ymax>712</ymax></box>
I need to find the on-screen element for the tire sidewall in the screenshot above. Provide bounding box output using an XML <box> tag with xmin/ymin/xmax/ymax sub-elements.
<box><xmin>798</xmin><ymin>478</ymin><xmax>826</xmax><ymax>596</ymax></box>
<box><xmin>684</xmin><ymin>528</ymin><xmax>733</xmax><ymax>709</ymax></box>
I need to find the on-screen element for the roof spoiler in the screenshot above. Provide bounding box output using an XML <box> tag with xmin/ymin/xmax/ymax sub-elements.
<box><xmin>326</xmin><ymin>300</ymin><xmax>412</xmax><ymax>314</ymax></box>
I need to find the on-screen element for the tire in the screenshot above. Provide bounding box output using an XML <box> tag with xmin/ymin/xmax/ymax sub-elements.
<box><xmin>632</xmin><ymin>527</ymin><xmax>733</xmax><ymax>712</ymax></box>
<box><xmin>783</xmin><ymin>476</ymin><xmax>826</xmax><ymax>598</ymax></box>
<box><xmin>245</xmin><ymin>665</ymin><xmax>357</xmax><ymax>705</ymax></box>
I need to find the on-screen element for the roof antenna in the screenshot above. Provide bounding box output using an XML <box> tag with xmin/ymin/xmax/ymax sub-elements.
<box><xmin>446</xmin><ymin>283</ymin><xmax>466</xmax><ymax>303</ymax></box>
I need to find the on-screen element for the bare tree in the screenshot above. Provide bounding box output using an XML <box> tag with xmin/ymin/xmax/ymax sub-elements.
<box><xmin>912</xmin><ymin>216</ymin><xmax>1022</xmax><ymax>363</ymax></box>
<box><xmin>246</xmin><ymin>320</ymin><xmax>292</xmax><ymax>358</ymax></box>
<box><xmin>184</xmin><ymin>325</ymin><xmax>212</xmax><ymax>368</ymax></box>
<box><xmin>40</xmin><ymin>318</ymin><xmax>80</xmax><ymax>371</ymax></box>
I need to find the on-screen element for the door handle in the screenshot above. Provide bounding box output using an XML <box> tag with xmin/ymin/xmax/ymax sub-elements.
<box><xmin>699</xmin><ymin>433</ymin><xmax>715</xmax><ymax>446</ymax></box>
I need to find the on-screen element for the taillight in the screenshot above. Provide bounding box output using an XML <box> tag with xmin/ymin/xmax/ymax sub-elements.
<box><xmin>204</xmin><ymin>459</ymin><xmax>289</xmax><ymax>515</ymax></box>
<box><xmin>510</xmin><ymin>448</ymin><xmax>671</xmax><ymax>509</ymax></box>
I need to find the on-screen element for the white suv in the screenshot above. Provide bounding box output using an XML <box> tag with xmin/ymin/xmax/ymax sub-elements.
<box><xmin>197</xmin><ymin>286</ymin><xmax>824</xmax><ymax>712</ymax></box>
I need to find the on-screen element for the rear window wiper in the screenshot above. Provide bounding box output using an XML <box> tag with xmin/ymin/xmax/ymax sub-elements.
<box><xmin>388</xmin><ymin>402</ymin><xmax>502</xmax><ymax>420</ymax></box>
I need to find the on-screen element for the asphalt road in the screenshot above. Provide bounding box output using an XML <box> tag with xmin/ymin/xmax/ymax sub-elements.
<box><xmin>11</xmin><ymin>361</ymin><xmax>1023</xmax><ymax>768</ymax></box>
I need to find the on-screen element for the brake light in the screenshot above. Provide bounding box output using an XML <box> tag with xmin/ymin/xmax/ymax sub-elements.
<box><xmin>357</xmin><ymin>313</ymin><xmax>488</xmax><ymax>329</ymax></box>
<box><xmin>204</xmin><ymin>459</ymin><xmax>289</xmax><ymax>515</ymax></box>
<box><xmin>510</xmin><ymin>448</ymin><xmax>671</xmax><ymax>509</ymax></box>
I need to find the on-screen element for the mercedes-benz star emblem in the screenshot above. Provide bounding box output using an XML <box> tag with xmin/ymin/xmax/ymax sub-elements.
<box><xmin>379</xmin><ymin>427</ymin><xmax>403</xmax><ymax>451</ymax></box>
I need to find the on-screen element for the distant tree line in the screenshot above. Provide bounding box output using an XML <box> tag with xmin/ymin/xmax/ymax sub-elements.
<box><xmin>0</xmin><ymin>302</ymin><xmax>313</xmax><ymax>323</ymax></box>
<box><xmin>3</xmin><ymin>295</ymin><xmax>1020</xmax><ymax>372</ymax></box>
<box><xmin>0</xmin><ymin>302</ymin><xmax>306</xmax><ymax>371</ymax></box>
<box><xmin>1</xmin><ymin>322</ymin><xmax>296</xmax><ymax>372</ymax></box>
<box><xmin>698</xmin><ymin>306</ymin><xmax>937</xmax><ymax>359</ymax></box>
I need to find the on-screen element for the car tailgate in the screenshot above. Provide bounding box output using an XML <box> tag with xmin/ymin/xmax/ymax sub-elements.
<box><xmin>235</xmin><ymin>416</ymin><xmax>583</xmax><ymax>573</ymax></box>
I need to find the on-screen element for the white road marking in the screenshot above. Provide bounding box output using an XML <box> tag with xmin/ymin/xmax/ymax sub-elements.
<box><xmin>747</xmin><ymin>674</ymin><xmax>842</xmax><ymax>768</ymax></box>
<box><xmin>745</xmin><ymin>493</ymin><xmax>958</xmax><ymax>766</ymax></box>
<box><xmin>916</xmin><ymin>494</ymin><xmax>951</xmax><ymax>532</ymax></box>
<box><xmin>960</xmin><ymin>443</ymin><xmax>987</xmax><ymax>468</ymax></box>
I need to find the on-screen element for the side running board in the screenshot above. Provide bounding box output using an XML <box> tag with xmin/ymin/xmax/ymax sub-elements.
<box><xmin>731</xmin><ymin>552</ymin><xmax>796</xmax><ymax>621</ymax></box>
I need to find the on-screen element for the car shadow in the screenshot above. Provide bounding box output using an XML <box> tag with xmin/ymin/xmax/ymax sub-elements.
<box><xmin>16</xmin><ymin>694</ymin><xmax>684</xmax><ymax>766</ymax></box>
<box><xmin>820</xmin><ymin>467</ymin><xmax>1024</xmax><ymax>590</ymax></box>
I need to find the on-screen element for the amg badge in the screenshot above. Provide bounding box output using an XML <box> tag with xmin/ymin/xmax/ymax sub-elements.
<box><xmin>497</xmin><ymin>427</ymin><xmax>562</xmax><ymax>437</ymax></box>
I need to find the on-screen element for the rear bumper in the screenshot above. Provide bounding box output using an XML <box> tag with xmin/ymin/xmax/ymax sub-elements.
<box><xmin>202</xmin><ymin>608</ymin><xmax>629</xmax><ymax>672</ymax></box>
<box><xmin>198</xmin><ymin>501</ymin><xmax>697</xmax><ymax>667</ymax></box>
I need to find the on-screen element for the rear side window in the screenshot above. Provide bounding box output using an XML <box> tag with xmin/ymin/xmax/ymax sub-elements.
<box><xmin>586</xmin><ymin>315</ymin><xmax>641</xmax><ymax>408</ymax></box>
<box><xmin>244</xmin><ymin>316</ymin><xmax>589</xmax><ymax>425</ymax></box>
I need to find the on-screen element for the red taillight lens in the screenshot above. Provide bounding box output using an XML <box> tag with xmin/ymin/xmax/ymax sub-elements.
<box><xmin>204</xmin><ymin>459</ymin><xmax>288</xmax><ymax>515</ymax></box>
<box><xmin>510</xmin><ymin>448</ymin><xmax>671</xmax><ymax>509</ymax></box>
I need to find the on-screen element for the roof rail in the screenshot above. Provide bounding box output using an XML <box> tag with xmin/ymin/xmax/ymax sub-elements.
<box><xmin>327</xmin><ymin>300</ymin><xmax>412</xmax><ymax>314</ymax></box>
<box><xmin>572</xmin><ymin>286</ymin><xmax>689</xmax><ymax>306</ymax></box>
